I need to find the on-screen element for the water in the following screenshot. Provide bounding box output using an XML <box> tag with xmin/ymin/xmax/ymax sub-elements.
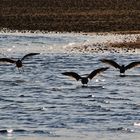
<box><xmin>0</xmin><ymin>31</ymin><xmax>140</xmax><ymax>140</ymax></box>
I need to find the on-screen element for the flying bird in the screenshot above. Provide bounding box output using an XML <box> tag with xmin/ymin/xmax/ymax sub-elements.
<box><xmin>62</xmin><ymin>67</ymin><xmax>109</xmax><ymax>85</ymax></box>
<box><xmin>0</xmin><ymin>53</ymin><xmax>40</xmax><ymax>70</ymax></box>
<box><xmin>100</xmin><ymin>59</ymin><xmax>140</xmax><ymax>76</ymax></box>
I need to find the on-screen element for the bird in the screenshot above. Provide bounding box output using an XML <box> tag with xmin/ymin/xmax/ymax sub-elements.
<box><xmin>100</xmin><ymin>59</ymin><xmax>140</xmax><ymax>76</ymax></box>
<box><xmin>0</xmin><ymin>53</ymin><xmax>40</xmax><ymax>70</ymax></box>
<box><xmin>62</xmin><ymin>67</ymin><xmax>109</xmax><ymax>85</ymax></box>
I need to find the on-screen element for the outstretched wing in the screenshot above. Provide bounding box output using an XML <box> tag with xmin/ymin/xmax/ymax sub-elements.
<box><xmin>100</xmin><ymin>59</ymin><xmax>120</xmax><ymax>69</ymax></box>
<box><xmin>21</xmin><ymin>53</ymin><xmax>40</xmax><ymax>61</ymax></box>
<box><xmin>88</xmin><ymin>67</ymin><xmax>109</xmax><ymax>79</ymax></box>
<box><xmin>0</xmin><ymin>58</ymin><xmax>16</xmax><ymax>63</ymax></box>
<box><xmin>125</xmin><ymin>61</ymin><xmax>140</xmax><ymax>70</ymax></box>
<box><xmin>62</xmin><ymin>72</ymin><xmax>81</xmax><ymax>81</ymax></box>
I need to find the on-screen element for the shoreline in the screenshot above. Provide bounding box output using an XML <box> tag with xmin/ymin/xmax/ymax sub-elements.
<box><xmin>0</xmin><ymin>28</ymin><xmax>140</xmax><ymax>35</ymax></box>
<box><xmin>0</xmin><ymin>30</ymin><xmax>139</xmax><ymax>53</ymax></box>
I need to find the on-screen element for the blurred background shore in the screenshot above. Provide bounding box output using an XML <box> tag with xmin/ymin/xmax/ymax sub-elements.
<box><xmin>1</xmin><ymin>0</ymin><xmax>140</xmax><ymax>33</ymax></box>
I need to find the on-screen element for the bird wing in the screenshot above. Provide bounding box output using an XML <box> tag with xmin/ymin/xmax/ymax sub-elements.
<box><xmin>88</xmin><ymin>67</ymin><xmax>109</xmax><ymax>79</ymax></box>
<box><xmin>21</xmin><ymin>53</ymin><xmax>40</xmax><ymax>61</ymax></box>
<box><xmin>0</xmin><ymin>58</ymin><xmax>16</xmax><ymax>63</ymax></box>
<box><xmin>100</xmin><ymin>59</ymin><xmax>120</xmax><ymax>69</ymax></box>
<box><xmin>125</xmin><ymin>61</ymin><xmax>140</xmax><ymax>70</ymax></box>
<box><xmin>62</xmin><ymin>72</ymin><xmax>81</xmax><ymax>81</ymax></box>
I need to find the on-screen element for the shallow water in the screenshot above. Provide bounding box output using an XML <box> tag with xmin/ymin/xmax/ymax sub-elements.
<box><xmin>0</xmin><ymin>31</ymin><xmax>140</xmax><ymax>140</ymax></box>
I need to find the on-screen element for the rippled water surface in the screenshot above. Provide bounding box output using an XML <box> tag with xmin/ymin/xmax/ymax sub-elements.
<box><xmin>0</xmin><ymin>31</ymin><xmax>140</xmax><ymax>140</ymax></box>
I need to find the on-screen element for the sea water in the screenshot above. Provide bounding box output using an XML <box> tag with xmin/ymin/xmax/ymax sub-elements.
<box><xmin>0</xmin><ymin>31</ymin><xmax>140</xmax><ymax>140</ymax></box>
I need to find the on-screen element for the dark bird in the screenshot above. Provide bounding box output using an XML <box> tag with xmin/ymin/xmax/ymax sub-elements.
<box><xmin>100</xmin><ymin>59</ymin><xmax>140</xmax><ymax>76</ymax></box>
<box><xmin>0</xmin><ymin>53</ymin><xmax>40</xmax><ymax>70</ymax></box>
<box><xmin>62</xmin><ymin>67</ymin><xmax>109</xmax><ymax>85</ymax></box>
